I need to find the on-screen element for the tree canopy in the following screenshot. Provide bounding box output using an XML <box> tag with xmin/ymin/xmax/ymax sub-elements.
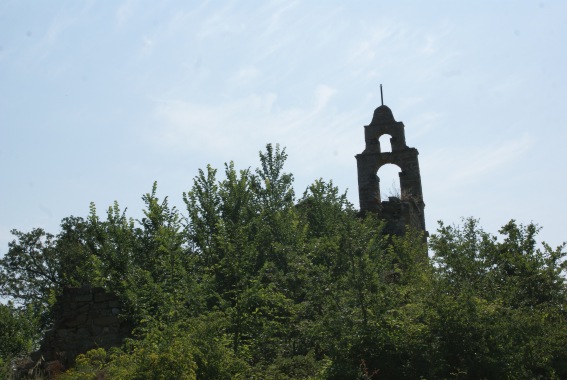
<box><xmin>1</xmin><ymin>144</ymin><xmax>566</xmax><ymax>379</ymax></box>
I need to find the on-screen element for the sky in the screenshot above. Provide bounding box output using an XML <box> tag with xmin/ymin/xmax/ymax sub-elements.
<box><xmin>1</xmin><ymin>0</ymin><xmax>566</xmax><ymax>256</ymax></box>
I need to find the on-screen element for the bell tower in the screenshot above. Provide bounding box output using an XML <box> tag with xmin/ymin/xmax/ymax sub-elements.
<box><xmin>355</xmin><ymin>90</ymin><xmax>426</xmax><ymax>236</ymax></box>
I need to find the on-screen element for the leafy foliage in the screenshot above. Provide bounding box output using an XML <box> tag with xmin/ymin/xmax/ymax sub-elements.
<box><xmin>1</xmin><ymin>143</ymin><xmax>566</xmax><ymax>379</ymax></box>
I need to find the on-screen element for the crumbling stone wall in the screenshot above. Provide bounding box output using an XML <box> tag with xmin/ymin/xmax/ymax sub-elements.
<box><xmin>380</xmin><ymin>196</ymin><xmax>425</xmax><ymax>237</ymax></box>
<box><xmin>19</xmin><ymin>287</ymin><xmax>131</xmax><ymax>377</ymax></box>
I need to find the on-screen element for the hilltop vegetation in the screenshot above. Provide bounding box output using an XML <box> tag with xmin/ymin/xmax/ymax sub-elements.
<box><xmin>1</xmin><ymin>144</ymin><xmax>566</xmax><ymax>379</ymax></box>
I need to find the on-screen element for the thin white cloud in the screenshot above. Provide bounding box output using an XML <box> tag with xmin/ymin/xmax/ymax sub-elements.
<box><xmin>11</xmin><ymin>2</ymin><xmax>101</xmax><ymax>68</ymax></box>
<box><xmin>196</xmin><ymin>2</ymin><xmax>238</xmax><ymax>40</ymax></box>
<box><xmin>407</xmin><ymin>111</ymin><xmax>443</xmax><ymax>140</ymax></box>
<box><xmin>153</xmin><ymin>93</ymin><xmax>281</xmax><ymax>153</ymax></box>
<box><xmin>28</xmin><ymin>11</ymin><xmax>82</xmax><ymax>63</ymax></box>
<box><xmin>454</xmin><ymin>134</ymin><xmax>534</xmax><ymax>181</ymax></box>
<box><xmin>417</xmin><ymin>23</ymin><xmax>451</xmax><ymax>57</ymax></box>
<box><xmin>420</xmin><ymin>35</ymin><xmax>437</xmax><ymax>56</ymax></box>
<box><xmin>140</xmin><ymin>35</ymin><xmax>156</xmax><ymax>56</ymax></box>
<box><xmin>115</xmin><ymin>1</ymin><xmax>135</xmax><ymax>27</ymax></box>
<box><xmin>398</xmin><ymin>96</ymin><xmax>425</xmax><ymax>111</ymax></box>
<box><xmin>425</xmin><ymin>133</ymin><xmax>535</xmax><ymax>190</ymax></box>
<box><xmin>261</xmin><ymin>0</ymin><xmax>300</xmax><ymax>37</ymax></box>
<box><xmin>229</xmin><ymin>66</ymin><xmax>261</xmax><ymax>86</ymax></box>
<box><xmin>148</xmin><ymin>84</ymin><xmax>362</xmax><ymax>172</ymax></box>
<box><xmin>154</xmin><ymin>89</ymin><xmax>323</xmax><ymax>151</ymax></box>
<box><xmin>313</xmin><ymin>84</ymin><xmax>337</xmax><ymax>112</ymax></box>
<box><xmin>346</xmin><ymin>25</ymin><xmax>394</xmax><ymax>66</ymax></box>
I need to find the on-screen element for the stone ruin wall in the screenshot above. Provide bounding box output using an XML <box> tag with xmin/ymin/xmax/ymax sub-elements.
<box><xmin>356</xmin><ymin>104</ymin><xmax>427</xmax><ymax>240</ymax></box>
<box><xmin>17</xmin><ymin>287</ymin><xmax>131</xmax><ymax>378</ymax></box>
<box><xmin>379</xmin><ymin>196</ymin><xmax>425</xmax><ymax>237</ymax></box>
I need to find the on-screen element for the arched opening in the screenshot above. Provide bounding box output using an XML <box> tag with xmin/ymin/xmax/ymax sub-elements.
<box><xmin>378</xmin><ymin>164</ymin><xmax>401</xmax><ymax>201</ymax></box>
<box><xmin>379</xmin><ymin>134</ymin><xmax>392</xmax><ymax>152</ymax></box>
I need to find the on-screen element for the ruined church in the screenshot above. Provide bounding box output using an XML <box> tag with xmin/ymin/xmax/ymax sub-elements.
<box><xmin>356</xmin><ymin>94</ymin><xmax>427</xmax><ymax>237</ymax></box>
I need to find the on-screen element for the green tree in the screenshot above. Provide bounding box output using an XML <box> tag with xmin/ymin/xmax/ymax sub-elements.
<box><xmin>3</xmin><ymin>145</ymin><xmax>567</xmax><ymax>380</ymax></box>
<box><xmin>87</xmin><ymin>201</ymin><xmax>136</xmax><ymax>291</ymax></box>
<box><xmin>124</xmin><ymin>182</ymin><xmax>200</xmax><ymax>325</ymax></box>
<box><xmin>0</xmin><ymin>302</ymin><xmax>39</xmax><ymax>364</ymax></box>
<box><xmin>0</xmin><ymin>217</ymin><xmax>103</xmax><ymax>326</ymax></box>
<box><xmin>428</xmin><ymin>218</ymin><xmax>567</xmax><ymax>379</ymax></box>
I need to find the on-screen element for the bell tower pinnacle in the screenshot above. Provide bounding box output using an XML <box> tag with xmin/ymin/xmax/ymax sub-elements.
<box><xmin>355</xmin><ymin>89</ymin><xmax>426</xmax><ymax>236</ymax></box>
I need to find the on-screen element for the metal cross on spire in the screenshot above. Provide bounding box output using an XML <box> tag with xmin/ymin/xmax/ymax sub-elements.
<box><xmin>380</xmin><ymin>84</ymin><xmax>384</xmax><ymax>106</ymax></box>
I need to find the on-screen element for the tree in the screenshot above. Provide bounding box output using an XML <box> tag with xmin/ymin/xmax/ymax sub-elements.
<box><xmin>428</xmin><ymin>218</ymin><xmax>567</xmax><ymax>379</ymax></box>
<box><xmin>0</xmin><ymin>302</ymin><xmax>39</xmax><ymax>368</ymax></box>
<box><xmin>0</xmin><ymin>216</ymin><xmax>103</xmax><ymax>325</ymax></box>
<box><xmin>123</xmin><ymin>182</ymin><xmax>200</xmax><ymax>325</ymax></box>
<box><xmin>2</xmin><ymin>145</ymin><xmax>567</xmax><ymax>379</ymax></box>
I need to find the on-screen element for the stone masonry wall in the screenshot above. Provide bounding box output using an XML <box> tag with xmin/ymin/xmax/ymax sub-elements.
<box><xmin>20</xmin><ymin>287</ymin><xmax>132</xmax><ymax>377</ymax></box>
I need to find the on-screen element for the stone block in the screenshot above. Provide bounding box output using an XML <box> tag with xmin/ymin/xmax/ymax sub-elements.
<box><xmin>62</xmin><ymin>313</ymin><xmax>88</xmax><ymax>328</ymax></box>
<box><xmin>74</xmin><ymin>294</ymin><xmax>93</xmax><ymax>302</ymax></box>
<box><xmin>93</xmin><ymin>315</ymin><xmax>119</xmax><ymax>327</ymax></box>
<box><xmin>55</xmin><ymin>328</ymin><xmax>75</xmax><ymax>340</ymax></box>
<box><xmin>76</xmin><ymin>327</ymin><xmax>90</xmax><ymax>338</ymax></box>
<box><xmin>94</xmin><ymin>292</ymin><xmax>116</xmax><ymax>302</ymax></box>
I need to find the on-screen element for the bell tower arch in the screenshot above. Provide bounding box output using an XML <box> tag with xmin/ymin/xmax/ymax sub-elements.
<box><xmin>355</xmin><ymin>98</ymin><xmax>426</xmax><ymax>236</ymax></box>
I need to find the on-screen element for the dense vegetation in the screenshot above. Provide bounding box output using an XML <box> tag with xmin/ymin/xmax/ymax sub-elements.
<box><xmin>1</xmin><ymin>144</ymin><xmax>566</xmax><ymax>379</ymax></box>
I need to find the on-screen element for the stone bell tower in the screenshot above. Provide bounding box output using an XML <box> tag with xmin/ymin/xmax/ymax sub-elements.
<box><xmin>355</xmin><ymin>91</ymin><xmax>426</xmax><ymax>236</ymax></box>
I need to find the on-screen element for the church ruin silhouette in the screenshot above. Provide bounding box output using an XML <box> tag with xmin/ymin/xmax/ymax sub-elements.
<box><xmin>356</xmin><ymin>94</ymin><xmax>426</xmax><ymax>237</ymax></box>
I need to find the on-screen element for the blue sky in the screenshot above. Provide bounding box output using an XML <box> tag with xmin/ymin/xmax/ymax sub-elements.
<box><xmin>1</xmin><ymin>0</ymin><xmax>566</xmax><ymax>253</ymax></box>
